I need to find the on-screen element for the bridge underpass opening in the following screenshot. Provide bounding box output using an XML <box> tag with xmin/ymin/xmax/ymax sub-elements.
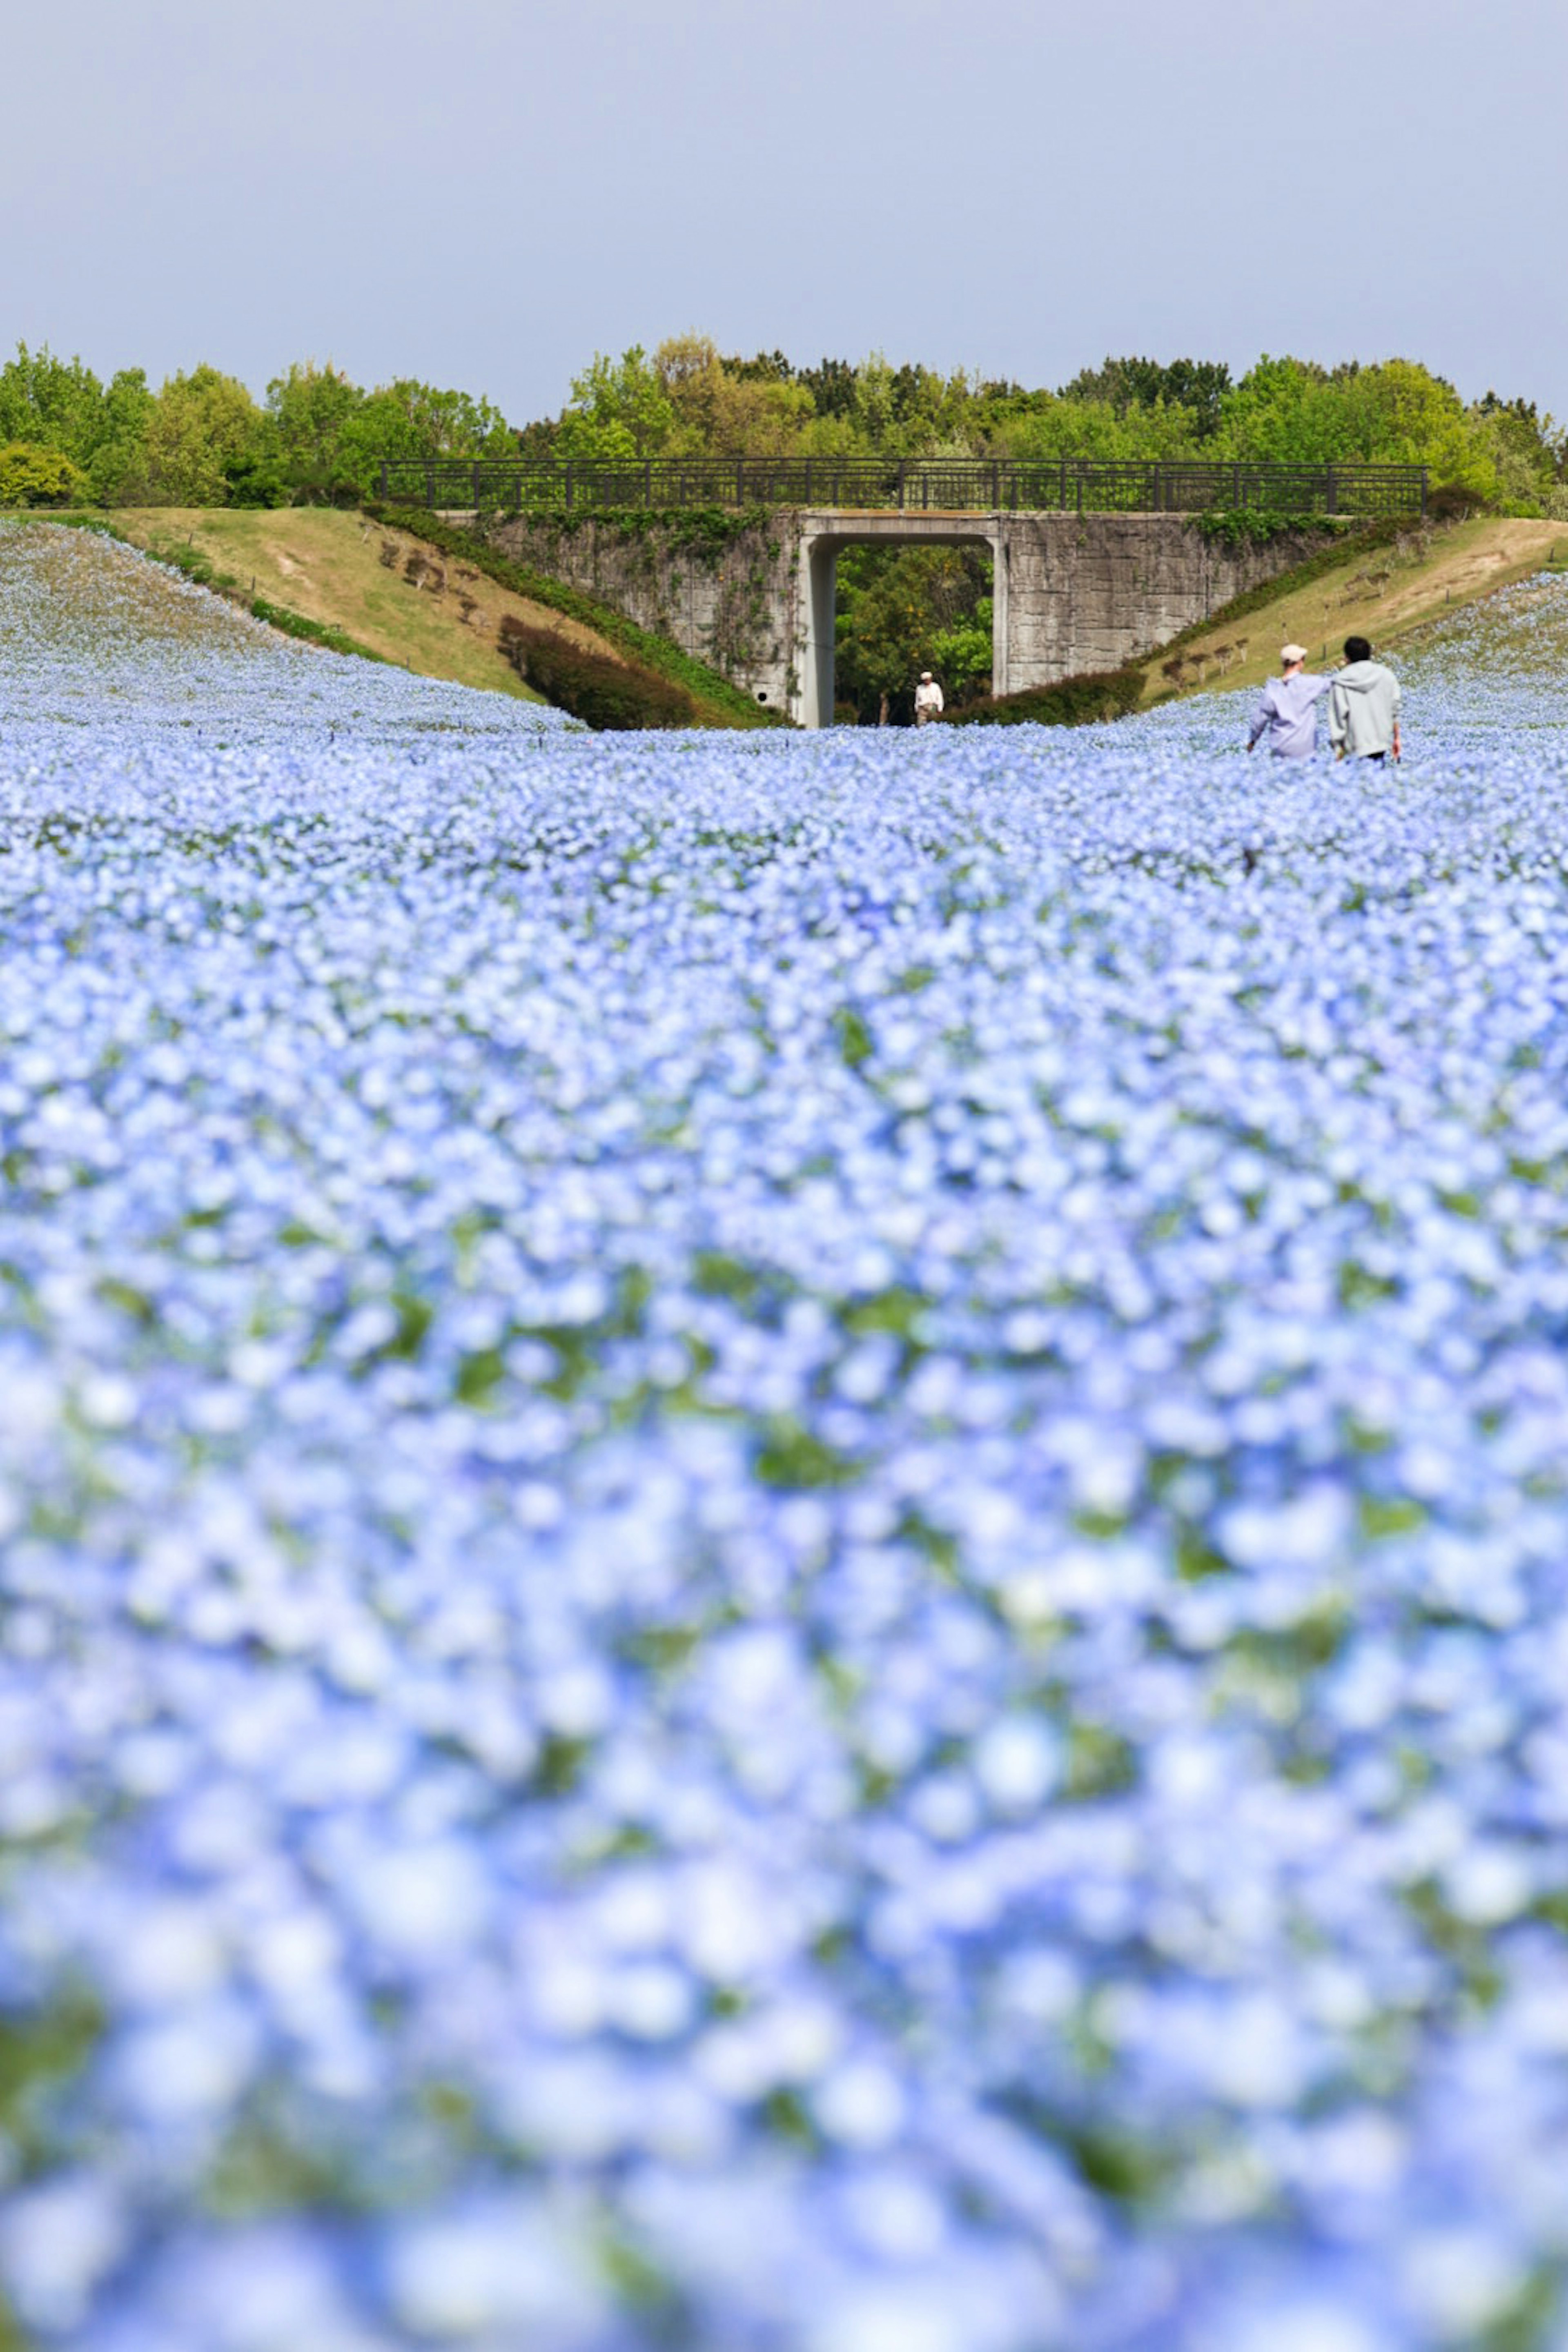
<box><xmin>797</xmin><ymin>517</ymin><xmax>1007</xmax><ymax>730</ymax></box>
<box><xmin>832</xmin><ymin>541</ymin><xmax>996</xmax><ymax>726</ymax></box>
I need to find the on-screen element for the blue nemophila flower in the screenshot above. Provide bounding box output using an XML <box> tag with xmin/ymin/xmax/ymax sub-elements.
<box><xmin>5</xmin><ymin>521</ymin><xmax>1568</xmax><ymax>2348</ymax></box>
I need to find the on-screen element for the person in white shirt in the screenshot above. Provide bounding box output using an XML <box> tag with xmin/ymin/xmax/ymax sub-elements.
<box><xmin>914</xmin><ymin>670</ymin><xmax>944</xmax><ymax>725</ymax></box>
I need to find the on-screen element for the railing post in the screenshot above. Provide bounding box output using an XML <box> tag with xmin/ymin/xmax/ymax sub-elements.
<box><xmin>425</xmin><ymin>462</ymin><xmax>434</xmax><ymax>509</ymax></box>
<box><xmin>1420</xmin><ymin>466</ymin><xmax>1428</xmax><ymax>520</ymax></box>
<box><xmin>898</xmin><ymin>461</ymin><xmax>906</xmax><ymax>511</ymax></box>
<box><xmin>565</xmin><ymin>463</ymin><xmax>573</xmax><ymax>515</ymax></box>
<box><xmin>805</xmin><ymin>459</ymin><xmax>813</xmax><ymax>507</ymax></box>
<box><xmin>473</xmin><ymin>460</ymin><xmax>481</xmax><ymax>510</ymax></box>
<box><xmin>644</xmin><ymin>459</ymin><xmax>652</xmax><ymax>510</ymax></box>
<box><xmin>991</xmin><ymin>460</ymin><xmax>999</xmax><ymax>509</ymax></box>
<box><xmin>1325</xmin><ymin>464</ymin><xmax>1337</xmax><ymax>516</ymax></box>
<box><xmin>736</xmin><ymin>459</ymin><xmax>744</xmax><ymax>508</ymax></box>
<box><xmin>1059</xmin><ymin>457</ymin><xmax>1067</xmax><ymax>511</ymax></box>
<box><xmin>1076</xmin><ymin>464</ymin><xmax>1083</xmax><ymax>517</ymax></box>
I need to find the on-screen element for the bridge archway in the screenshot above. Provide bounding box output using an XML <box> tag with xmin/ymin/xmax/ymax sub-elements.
<box><xmin>795</xmin><ymin>513</ymin><xmax>1009</xmax><ymax>729</ymax></box>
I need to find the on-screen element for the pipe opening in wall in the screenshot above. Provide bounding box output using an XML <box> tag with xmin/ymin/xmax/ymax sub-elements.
<box><xmin>756</xmin><ymin>690</ymin><xmax>768</xmax><ymax>703</ymax></box>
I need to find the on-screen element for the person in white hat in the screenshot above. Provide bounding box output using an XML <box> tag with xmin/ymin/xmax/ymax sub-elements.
<box><xmin>914</xmin><ymin>670</ymin><xmax>944</xmax><ymax>726</ymax></box>
<box><xmin>1246</xmin><ymin>643</ymin><xmax>1331</xmax><ymax>760</ymax></box>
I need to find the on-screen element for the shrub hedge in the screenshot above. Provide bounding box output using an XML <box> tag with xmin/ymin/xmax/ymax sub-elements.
<box><xmin>497</xmin><ymin>617</ymin><xmax>696</xmax><ymax>729</ymax></box>
<box><xmin>0</xmin><ymin>442</ymin><xmax>89</xmax><ymax>507</ymax></box>
<box><xmin>948</xmin><ymin>664</ymin><xmax>1147</xmax><ymax>728</ymax></box>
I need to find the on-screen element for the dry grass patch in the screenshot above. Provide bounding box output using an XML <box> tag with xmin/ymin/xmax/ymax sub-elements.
<box><xmin>112</xmin><ymin>510</ymin><xmax>635</xmax><ymax>704</ymax></box>
<box><xmin>1146</xmin><ymin>518</ymin><xmax>1568</xmax><ymax>704</ymax></box>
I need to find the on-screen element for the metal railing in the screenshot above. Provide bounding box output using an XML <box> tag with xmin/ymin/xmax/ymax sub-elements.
<box><xmin>376</xmin><ymin>456</ymin><xmax>1429</xmax><ymax>519</ymax></box>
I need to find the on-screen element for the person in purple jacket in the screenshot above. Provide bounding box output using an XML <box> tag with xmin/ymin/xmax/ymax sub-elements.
<box><xmin>1246</xmin><ymin>644</ymin><xmax>1332</xmax><ymax>759</ymax></box>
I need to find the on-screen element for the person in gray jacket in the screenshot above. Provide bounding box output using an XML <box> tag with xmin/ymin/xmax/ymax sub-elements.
<box><xmin>1329</xmin><ymin>636</ymin><xmax>1401</xmax><ymax>764</ymax></box>
<box><xmin>1247</xmin><ymin>644</ymin><xmax>1331</xmax><ymax>758</ymax></box>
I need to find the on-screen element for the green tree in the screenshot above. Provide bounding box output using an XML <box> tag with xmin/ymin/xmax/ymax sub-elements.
<box><xmin>1469</xmin><ymin>392</ymin><xmax>1565</xmax><ymax>512</ymax></box>
<box><xmin>0</xmin><ymin>442</ymin><xmax>89</xmax><ymax>505</ymax></box>
<box><xmin>928</xmin><ymin>598</ymin><xmax>993</xmax><ymax>704</ymax></box>
<box><xmin>331</xmin><ymin>379</ymin><xmax>514</xmax><ymax>499</ymax></box>
<box><xmin>1210</xmin><ymin>354</ymin><xmax>1496</xmax><ymax>492</ymax></box>
<box><xmin>994</xmin><ymin>390</ymin><xmax>1204</xmax><ymax>464</ymax></box>
<box><xmin>556</xmin><ymin>347</ymin><xmax>674</xmax><ymax>462</ymax></box>
<box><xmin>266</xmin><ymin>360</ymin><xmax>364</xmax><ymax>498</ymax></box>
<box><xmin>133</xmin><ymin>367</ymin><xmax>271</xmax><ymax>505</ymax></box>
<box><xmin>1060</xmin><ymin>355</ymin><xmax>1232</xmax><ymax>439</ymax></box>
<box><xmin>835</xmin><ymin>545</ymin><xmax>992</xmax><ymax>723</ymax></box>
<box><xmin>83</xmin><ymin>369</ymin><xmax>156</xmax><ymax>504</ymax></box>
<box><xmin>793</xmin><ymin>357</ymin><xmax>857</xmax><ymax>420</ymax></box>
<box><xmin>654</xmin><ymin>335</ymin><xmax>813</xmax><ymax>455</ymax></box>
<box><xmin>0</xmin><ymin>344</ymin><xmax>106</xmax><ymax>463</ymax></box>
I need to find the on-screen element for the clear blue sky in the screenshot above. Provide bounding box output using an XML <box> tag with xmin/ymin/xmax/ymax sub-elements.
<box><xmin>7</xmin><ymin>0</ymin><xmax>1565</xmax><ymax>424</ymax></box>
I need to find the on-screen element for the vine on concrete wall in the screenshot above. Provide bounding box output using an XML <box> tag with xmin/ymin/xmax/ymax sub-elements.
<box><xmin>706</xmin><ymin>541</ymin><xmax>782</xmax><ymax>678</ymax></box>
<box><xmin>488</xmin><ymin>505</ymin><xmax>776</xmax><ymax>566</ymax></box>
<box><xmin>1192</xmin><ymin>509</ymin><xmax>1349</xmax><ymax>550</ymax></box>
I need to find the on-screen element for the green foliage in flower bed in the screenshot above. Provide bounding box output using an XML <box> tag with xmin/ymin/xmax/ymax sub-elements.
<box><xmin>13</xmin><ymin>511</ymin><xmax>129</xmax><ymax>543</ymax></box>
<box><xmin>248</xmin><ymin>595</ymin><xmax>390</xmax><ymax>662</ymax></box>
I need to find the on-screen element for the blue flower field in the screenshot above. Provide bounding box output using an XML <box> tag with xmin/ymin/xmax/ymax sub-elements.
<box><xmin>3</xmin><ymin>523</ymin><xmax>1568</xmax><ymax>2351</ymax></box>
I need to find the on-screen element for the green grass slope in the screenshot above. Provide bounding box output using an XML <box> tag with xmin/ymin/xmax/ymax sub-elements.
<box><xmin>1144</xmin><ymin>516</ymin><xmax>1568</xmax><ymax>705</ymax></box>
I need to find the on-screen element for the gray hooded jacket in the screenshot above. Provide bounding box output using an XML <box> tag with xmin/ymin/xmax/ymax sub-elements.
<box><xmin>1328</xmin><ymin>660</ymin><xmax>1401</xmax><ymax>757</ymax></box>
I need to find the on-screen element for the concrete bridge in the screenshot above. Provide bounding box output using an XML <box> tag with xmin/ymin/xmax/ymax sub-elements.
<box><xmin>791</xmin><ymin>507</ymin><xmax>1305</xmax><ymax>729</ymax></box>
<box><xmin>384</xmin><ymin>458</ymin><xmax>1428</xmax><ymax>727</ymax></box>
<box><xmin>477</xmin><ymin>503</ymin><xmax>1352</xmax><ymax>727</ymax></box>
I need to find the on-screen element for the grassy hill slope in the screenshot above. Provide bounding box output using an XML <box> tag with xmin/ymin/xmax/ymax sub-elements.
<box><xmin>111</xmin><ymin>509</ymin><xmax>583</xmax><ymax>702</ymax></box>
<box><xmin>110</xmin><ymin>508</ymin><xmax>781</xmax><ymax>726</ymax></box>
<box><xmin>1144</xmin><ymin>517</ymin><xmax>1567</xmax><ymax>705</ymax></box>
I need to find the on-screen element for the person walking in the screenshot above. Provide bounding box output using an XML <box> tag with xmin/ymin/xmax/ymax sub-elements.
<box><xmin>1328</xmin><ymin>635</ymin><xmax>1401</xmax><ymax>764</ymax></box>
<box><xmin>914</xmin><ymin>670</ymin><xmax>944</xmax><ymax>726</ymax></box>
<box><xmin>1247</xmin><ymin>643</ymin><xmax>1331</xmax><ymax>759</ymax></box>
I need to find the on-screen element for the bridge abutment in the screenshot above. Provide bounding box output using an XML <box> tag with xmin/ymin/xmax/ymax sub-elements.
<box><xmin>477</xmin><ymin>508</ymin><xmax>1328</xmax><ymax>727</ymax></box>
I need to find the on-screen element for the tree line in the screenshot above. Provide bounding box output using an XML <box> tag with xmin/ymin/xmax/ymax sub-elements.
<box><xmin>537</xmin><ymin>338</ymin><xmax>1566</xmax><ymax>514</ymax></box>
<box><xmin>2</xmin><ymin>334</ymin><xmax>1565</xmax><ymax>514</ymax></box>
<box><xmin>0</xmin><ymin>351</ymin><xmax>510</xmax><ymax>510</ymax></box>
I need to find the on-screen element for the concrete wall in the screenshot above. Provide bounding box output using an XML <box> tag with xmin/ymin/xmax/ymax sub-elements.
<box><xmin>995</xmin><ymin>513</ymin><xmax>1323</xmax><ymax>693</ymax></box>
<box><xmin>477</xmin><ymin>508</ymin><xmax>1325</xmax><ymax>727</ymax></box>
<box><xmin>482</xmin><ymin>513</ymin><xmax>798</xmax><ymax>715</ymax></box>
<box><xmin>796</xmin><ymin>512</ymin><xmax>1323</xmax><ymax>726</ymax></box>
